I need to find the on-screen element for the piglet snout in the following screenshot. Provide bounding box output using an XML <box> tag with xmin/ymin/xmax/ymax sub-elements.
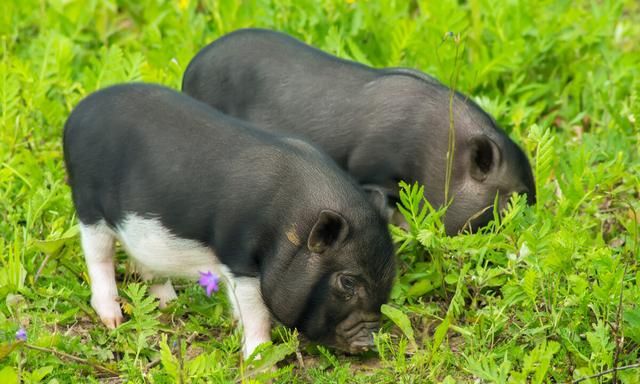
<box><xmin>335</xmin><ymin>312</ymin><xmax>380</xmax><ymax>353</ymax></box>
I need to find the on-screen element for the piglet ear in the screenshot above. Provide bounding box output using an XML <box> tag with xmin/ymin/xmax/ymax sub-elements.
<box><xmin>469</xmin><ymin>135</ymin><xmax>501</xmax><ymax>182</ymax></box>
<box><xmin>308</xmin><ymin>210</ymin><xmax>350</xmax><ymax>254</ymax></box>
<box><xmin>362</xmin><ymin>185</ymin><xmax>394</xmax><ymax>222</ymax></box>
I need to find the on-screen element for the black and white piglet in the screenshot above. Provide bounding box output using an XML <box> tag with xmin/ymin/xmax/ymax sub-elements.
<box><xmin>63</xmin><ymin>84</ymin><xmax>395</xmax><ymax>357</ymax></box>
<box><xmin>183</xmin><ymin>29</ymin><xmax>536</xmax><ymax>235</ymax></box>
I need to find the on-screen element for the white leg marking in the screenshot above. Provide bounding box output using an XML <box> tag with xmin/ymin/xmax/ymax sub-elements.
<box><xmin>228</xmin><ymin>276</ymin><xmax>272</xmax><ymax>358</ymax></box>
<box><xmin>80</xmin><ymin>221</ymin><xmax>123</xmax><ymax>329</ymax></box>
<box><xmin>133</xmin><ymin>261</ymin><xmax>178</xmax><ymax>309</ymax></box>
<box><xmin>149</xmin><ymin>279</ymin><xmax>178</xmax><ymax>308</ymax></box>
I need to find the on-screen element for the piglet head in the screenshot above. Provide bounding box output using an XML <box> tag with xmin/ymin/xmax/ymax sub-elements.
<box><xmin>262</xmin><ymin>208</ymin><xmax>396</xmax><ymax>353</ymax></box>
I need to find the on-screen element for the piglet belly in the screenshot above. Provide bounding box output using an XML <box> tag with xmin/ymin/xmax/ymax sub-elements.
<box><xmin>114</xmin><ymin>213</ymin><xmax>226</xmax><ymax>279</ymax></box>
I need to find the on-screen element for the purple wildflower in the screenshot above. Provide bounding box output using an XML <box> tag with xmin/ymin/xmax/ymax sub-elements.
<box><xmin>15</xmin><ymin>327</ymin><xmax>27</xmax><ymax>341</ymax></box>
<box><xmin>198</xmin><ymin>271</ymin><xmax>220</xmax><ymax>296</ymax></box>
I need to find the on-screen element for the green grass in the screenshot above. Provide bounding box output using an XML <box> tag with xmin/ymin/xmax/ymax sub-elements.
<box><xmin>1</xmin><ymin>0</ymin><xmax>639</xmax><ymax>382</ymax></box>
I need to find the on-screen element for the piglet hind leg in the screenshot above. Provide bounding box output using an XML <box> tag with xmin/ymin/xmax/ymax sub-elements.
<box><xmin>227</xmin><ymin>276</ymin><xmax>272</xmax><ymax>358</ymax></box>
<box><xmin>79</xmin><ymin>221</ymin><xmax>123</xmax><ymax>329</ymax></box>
<box><xmin>133</xmin><ymin>263</ymin><xmax>178</xmax><ymax>309</ymax></box>
<box><xmin>149</xmin><ymin>279</ymin><xmax>178</xmax><ymax>308</ymax></box>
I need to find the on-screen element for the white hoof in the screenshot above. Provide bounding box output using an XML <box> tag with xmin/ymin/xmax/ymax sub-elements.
<box><xmin>92</xmin><ymin>296</ymin><xmax>123</xmax><ymax>329</ymax></box>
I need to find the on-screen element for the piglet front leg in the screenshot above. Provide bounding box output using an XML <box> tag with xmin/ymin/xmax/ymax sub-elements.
<box><xmin>227</xmin><ymin>276</ymin><xmax>272</xmax><ymax>358</ymax></box>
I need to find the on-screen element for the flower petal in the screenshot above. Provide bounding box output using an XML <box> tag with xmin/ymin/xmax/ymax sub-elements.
<box><xmin>15</xmin><ymin>328</ymin><xmax>27</xmax><ymax>341</ymax></box>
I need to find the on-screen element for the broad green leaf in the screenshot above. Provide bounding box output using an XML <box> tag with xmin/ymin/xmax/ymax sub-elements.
<box><xmin>26</xmin><ymin>366</ymin><xmax>54</xmax><ymax>383</ymax></box>
<box><xmin>245</xmin><ymin>340</ymin><xmax>297</xmax><ymax>374</ymax></box>
<box><xmin>0</xmin><ymin>366</ymin><xmax>18</xmax><ymax>384</ymax></box>
<box><xmin>381</xmin><ymin>304</ymin><xmax>416</xmax><ymax>348</ymax></box>
<box><xmin>0</xmin><ymin>341</ymin><xmax>22</xmax><ymax>360</ymax></box>
<box><xmin>34</xmin><ymin>225</ymin><xmax>79</xmax><ymax>254</ymax></box>
<box><xmin>407</xmin><ymin>279</ymin><xmax>436</xmax><ymax>297</ymax></box>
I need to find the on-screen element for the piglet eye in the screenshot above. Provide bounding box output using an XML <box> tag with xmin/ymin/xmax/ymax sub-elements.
<box><xmin>339</xmin><ymin>275</ymin><xmax>357</xmax><ymax>295</ymax></box>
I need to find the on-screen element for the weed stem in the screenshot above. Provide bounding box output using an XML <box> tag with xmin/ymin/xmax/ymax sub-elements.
<box><xmin>24</xmin><ymin>343</ymin><xmax>119</xmax><ymax>376</ymax></box>
<box><xmin>572</xmin><ymin>361</ymin><xmax>640</xmax><ymax>383</ymax></box>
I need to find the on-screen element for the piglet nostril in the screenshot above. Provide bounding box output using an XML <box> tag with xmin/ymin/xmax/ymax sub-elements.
<box><xmin>348</xmin><ymin>328</ymin><xmax>377</xmax><ymax>352</ymax></box>
<box><xmin>349</xmin><ymin>334</ymin><xmax>376</xmax><ymax>353</ymax></box>
<box><xmin>366</xmin><ymin>333</ymin><xmax>376</xmax><ymax>346</ymax></box>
